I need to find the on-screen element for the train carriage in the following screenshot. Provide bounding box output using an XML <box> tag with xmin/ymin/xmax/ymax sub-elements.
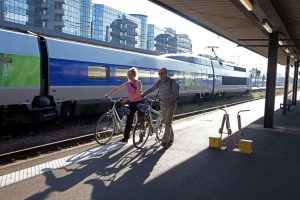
<box><xmin>0</xmin><ymin>28</ymin><xmax>251</xmax><ymax>124</ymax></box>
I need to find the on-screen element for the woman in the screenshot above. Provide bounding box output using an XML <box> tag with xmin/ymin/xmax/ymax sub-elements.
<box><xmin>105</xmin><ymin>67</ymin><xmax>143</xmax><ymax>142</ymax></box>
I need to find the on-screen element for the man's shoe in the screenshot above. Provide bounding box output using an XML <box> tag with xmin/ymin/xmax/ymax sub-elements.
<box><xmin>168</xmin><ymin>140</ymin><xmax>174</xmax><ymax>146</ymax></box>
<box><xmin>161</xmin><ymin>142</ymin><xmax>170</xmax><ymax>149</ymax></box>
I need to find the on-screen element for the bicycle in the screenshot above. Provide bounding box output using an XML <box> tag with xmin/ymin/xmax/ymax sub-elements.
<box><xmin>132</xmin><ymin>96</ymin><xmax>165</xmax><ymax>149</ymax></box>
<box><xmin>94</xmin><ymin>96</ymin><xmax>137</xmax><ymax>145</ymax></box>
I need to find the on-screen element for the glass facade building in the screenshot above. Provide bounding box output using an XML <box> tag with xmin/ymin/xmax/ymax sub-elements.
<box><xmin>147</xmin><ymin>24</ymin><xmax>165</xmax><ymax>51</ymax></box>
<box><xmin>130</xmin><ymin>14</ymin><xmax>148</xmax><ymax>49</ymax></box>
<box><xmin>1</xmin><ymin>0</ymin><xmax>28</xmax><ymax>25</ymax></box>
<box><xmin>177</xmin><ymin>34</ymin><xmax>192</xmax><ymax>53</ymax></box>
<box><xmin>63</xmin><ymin>0</ymin><xmax>92</xmax><ymax>37</ymax></box>
<box><xmin>155</xmin><ymin>27</ymin><xmax>177</xmax><ymax>53</ymax></box>
<box><xmin>0</xmin><ymin>1</ymin><xmax>192</xmax><ymax>53</ymax></box>
<box><xmin>27</xmin><ymin>0</ymin><xmax>65</xmax><ymax>32</ymax></box>
<box><xmin>92</xmin><ymin>4</ymin><xmax>141</xmax><ymax>48</ymax></box>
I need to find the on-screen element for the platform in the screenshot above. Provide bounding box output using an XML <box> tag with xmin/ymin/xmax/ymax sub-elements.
<box><xmin>1</xmin><ymin>95</ymin><xmax>300</xmax><ymax>200</ymax></box>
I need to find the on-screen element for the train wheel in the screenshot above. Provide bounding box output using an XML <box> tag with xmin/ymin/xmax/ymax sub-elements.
<box><xmin>94</xmin><ymin>113</ymin><xmax>115</xmax><ymax>145</ymax></box>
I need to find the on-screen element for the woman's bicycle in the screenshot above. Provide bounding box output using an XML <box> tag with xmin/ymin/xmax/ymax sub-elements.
<box><xmin>94</xmin><ymin>96</ymin><xmax>137</xmax><ymax>145</ymax></box>
<box><xmin>132</xmin><ymin>96</ymin><xmax>165</xmax><ymax>149</ymax></box>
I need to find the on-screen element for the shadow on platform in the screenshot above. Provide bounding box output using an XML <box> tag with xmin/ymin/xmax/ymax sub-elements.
<box><xmin>25</xmin><ymin>101</ymin><xmax>300</xmax><ymax>200</ymax></box>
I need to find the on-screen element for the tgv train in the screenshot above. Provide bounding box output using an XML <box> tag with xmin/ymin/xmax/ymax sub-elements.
<box><xmin>0</xmin><ymin>28</ymin><xmax>251</xmax><ymax>124</ymax></box>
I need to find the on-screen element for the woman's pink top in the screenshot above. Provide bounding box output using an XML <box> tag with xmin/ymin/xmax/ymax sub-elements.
<box><xmin>126</xmin><ymin>80</ymin><xmax>142</xmax><ymax>102</ymax></box>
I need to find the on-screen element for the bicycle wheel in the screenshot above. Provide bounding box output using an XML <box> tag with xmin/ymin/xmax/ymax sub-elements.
<box><xmin>132</xmin><ymin>116</ymin><xmax>151</xmax><ymax>149</ymax></box>
<box><xmin>156</xmin><ymin>122</ymin><xmax>165</xmax><ymax>141</ymax></box>
<box><xmin>94</xmin><ymin>113</ymin><xmax>115</xmax><ymax>145</ymax></box>
<box><xmin>129</xmin><ymin>112</ymin><xmax>138</xmax><ymax>137</ymax></box>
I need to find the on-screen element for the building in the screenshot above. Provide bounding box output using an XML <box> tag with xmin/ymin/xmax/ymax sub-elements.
<box><xmin>147</xmin><ymin>24</ymin><xmax>165</xmax><ymax>51</ymax></box>
<box><xmin>27</xmin><ymin>0</ymin><xmax>65</xmax><ymax>32</ymax></box>
<box><xmin>0</xmin><ymin>1</ymin><xmax>5</xmax><ymax>22</ymax></box>
<box><xmin>63</xmin><ymin>0</ymin><xmax>92</xmax><ymax>37</ymax></box>
<box><xmin>147</xmin><ymin>25</ymin><xmax>178</xmax><ymax>53</ymax></box>
<box><xmin>158</xmin><ymin>27</ymin><xmax>177</xmax><ymax>53</ymax></box>
<box><xmin>130</xmin><ymin>14</ymin><xmax>148</xmax><ymax>49</ymax></box>
<box><xmin>177</xmin><ymin>34</ymin><xmax>192</xmax><ymax>53</ymax></box>
<box><xmin>31</xmin><ymin>0</ymin><xmax>92</xmax><ymax>37</ymax></box>
<box><xmin>1</xmin><ymin>0</ymin><xmax>28</xmax><ymax>25</ymax></box>
<box><xmin>0</xmin><ymin>1</ymin><xmax>192</xmax><ymax>53</ymax></box>
<box><xmin>92</xmin><ymin>4</ymin><xmax>141</xmax><ymax>48</ymax></box>
<box><xmin>110</xmin><ymin>15</ymin><xmax>138</xmax><ymax>47</ymax></box>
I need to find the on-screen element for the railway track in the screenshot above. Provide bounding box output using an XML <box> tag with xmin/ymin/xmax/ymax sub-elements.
<box><xmin>0</xmin><ymin>97</ymin><xmax>264</xmax><ymax>165</ymax></box>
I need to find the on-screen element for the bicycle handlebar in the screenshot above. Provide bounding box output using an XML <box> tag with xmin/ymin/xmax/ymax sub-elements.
<box><xmin>105</xmin><ymin>96</ymin><xmax>123</xmax><ymax>103</ymax></box>
<box><xmin>143</xmin><ymin>96</ymin><xmax>159</xmax><ymax>103</ymax></box>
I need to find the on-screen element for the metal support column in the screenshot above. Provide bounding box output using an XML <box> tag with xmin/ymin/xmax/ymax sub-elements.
<box><xmin>283</xmin><ymin>56</ymin><xmax>290</xmax><ymax>115</ymax></box>
<box><xmin>264</xmin><ymin>32</ymin><xmax>278</xmax><ymax>128</ymax></box>
<box><xmin>292</xmin><ymin>60</ymin><xmax>299</xmax><ymax>105</ymax></box>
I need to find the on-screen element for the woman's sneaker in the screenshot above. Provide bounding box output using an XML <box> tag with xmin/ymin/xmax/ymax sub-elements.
<box><xmin>139</xmin><ymin>133</ymin><xmax>145</xmax><ymax>142</ymax></box>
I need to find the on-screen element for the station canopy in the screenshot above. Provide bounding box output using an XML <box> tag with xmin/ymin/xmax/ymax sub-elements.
<box><xmin>149</xmin><ymin>0</ymin><xmax>300</xmax><ymax>65</ymax></box>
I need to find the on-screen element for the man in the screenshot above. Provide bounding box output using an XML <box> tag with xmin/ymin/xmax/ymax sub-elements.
<box><xmin>143</xmin><ymin>68</ymin><xmax>179</xmax><ymax>149</ymax></box>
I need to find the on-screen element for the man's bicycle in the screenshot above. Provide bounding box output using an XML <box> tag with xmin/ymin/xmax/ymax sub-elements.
<box><xmin>132</xmin><ymin>96</ymin><xmax>165</xmax><ymax>149</ymax></box>
<box><xmin>94</xmin><ymin>96</ymin><xmax>137</xmax><ymax>145</ymax></box>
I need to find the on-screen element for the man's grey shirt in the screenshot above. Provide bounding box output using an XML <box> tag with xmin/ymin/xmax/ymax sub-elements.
<box><xmin>143</xmin><ymin>78</ymin><xmax>179</xmax><ymax>105</ymax></box>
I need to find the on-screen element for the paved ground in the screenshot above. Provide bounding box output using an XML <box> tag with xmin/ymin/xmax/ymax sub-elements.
<box><xmin>1</xmin><ymin>96</ymin><xmax>300</xmax><ymax>200</ymax></box>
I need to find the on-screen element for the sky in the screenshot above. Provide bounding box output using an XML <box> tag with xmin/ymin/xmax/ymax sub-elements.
<box><xmin>93</xmin><ymin>0</ymin><xmax>285</xmax><ymax>75</ymax></box>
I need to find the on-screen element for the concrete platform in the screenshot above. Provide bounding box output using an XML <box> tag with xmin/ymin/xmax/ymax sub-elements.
<box><xmin>1</xmin><ymin>96</ymin><xmax>300</xmax><ymax>200</ymax></box>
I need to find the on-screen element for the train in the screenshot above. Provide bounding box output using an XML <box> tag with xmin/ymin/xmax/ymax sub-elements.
<box><xmin>0</xmin><ymin>28</ymin><xmax>251</xmax><ymax>124</ymax></box>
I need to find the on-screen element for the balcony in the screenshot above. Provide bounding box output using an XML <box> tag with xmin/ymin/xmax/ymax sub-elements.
<box><xmin>40</xmin><ymin>15</ymin><xmax>49</xmax><ymax>20</ymax></box>
<box><xmin>55</xmin><ymin>0</ymin><xmax>65</xmax><ymax>3</ymax></box>
<box><xmin>54</xmin><ymin>9</ymin><xmax>64</xmax><ymax>15</ymax></box>
<box><xmin>53</xmin><ymin>21</ymin><xmax>64</xmax><ymax>27</ymax></box>
<box><xmin>40</xmin><ymin>3</ymin><xmax>49</xmax><ymax>8</ymax></box>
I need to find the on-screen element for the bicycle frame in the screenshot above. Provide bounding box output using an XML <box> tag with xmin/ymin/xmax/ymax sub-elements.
<box><xmin>107</xmin><ymin>98</ymin><xmax>123</xmax><ymax>133</ymax></box>
<box><xmin>149</xmin><ymin>107</ymin><xmax>162</xmax><ymax>132</ymax></box>
<box><xmin>143</xmin><ymin>99</ymin><xmax>162</xmax><ymax>134</ymax></box>
<box><xmin>108</xmin><ymin>98</ymin><xmax>137</xmax><ymax>133</ymax></box>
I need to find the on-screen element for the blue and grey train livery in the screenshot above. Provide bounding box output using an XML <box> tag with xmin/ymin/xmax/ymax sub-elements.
<box><xmin>0</xmin><ymin>28</ymin><xmax>251</xmax><ymax>124</ymax></box>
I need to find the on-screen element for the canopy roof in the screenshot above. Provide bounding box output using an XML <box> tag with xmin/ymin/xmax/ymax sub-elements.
<box><xmin>149</xmin><ymin>0</ymin><xmax>300</xmax><ymax>65</ymax></box>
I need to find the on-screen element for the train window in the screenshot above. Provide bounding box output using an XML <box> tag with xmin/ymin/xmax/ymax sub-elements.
<box><xmin>233</xmin><ymin>66</ymin><xmax>247</xmax><ymax>72</ymax></box>
<box><xmin>194</xmin><ymin>58</ymin><xmax>202</xmax><ymax>65</ymax></box>
<box><xmin>195</xmin><ymin>73</ymin><xmax>201</xmax><ymax>80</ymax></box>
<box><xmin>116</xmin><ymin>68</ymin><xmax>128</xmax><ymax>81</ymax></box>
<box><xmin>151</xmin><ymin>70</ymin><xmax>159</xmax><ymax>81</ymax></box>
<box><xmin>184</xmin><ymin>72</ymin><xmax>192</xmax><ymax>86</ymax></box>
<box><xmin>191</xmin><ymin>73</ymin><xmax>197</xmax><ymax>86</ymax></box>
<box><xmin>187</xmin><ymin>57</ymin><xmax>195</xmax><ymax>64</ymax></box>
<box><xmin>170</xmin><ymin>72</ymin><xmax>179</xmax><ymax>80</ymax></box>
<box><xmin>138</xmin><ymin>69</ymin><xmax>151</xmax><ymax>81</ymax></box>
<box><xmin>206</xmin><ymin>60</ymin><xmax>212</xmax><ymax>66</ymax></box>
<box><xmin>167</xmin><ymin>56</ymin><xmax>187</xmax><ymax>62</ymax></box>
<box><xmin>202</xmin><ymin>70</ymin><xmax>208</xmax><ymax>80</ymax></box>
<box><xmin>222</xmin><ymin>76</ymin><xmax>247</xmax><ymax>85</ymax></box>
<box><xmin>88</xmin><ymin>66</ymin><xmax>109</xmax><ymax>80</ymax></box>
<box><xmin>200</xmin><ymin>58</ymin><xmax>207</xmax><ymax>66</ymax></box>
<box><xmin>168</xmin><ymin>71</ymin><xmax>177</xmax><ymax>79</ymax></box>
<box><xmin>177</xmin><ymin>72</ymin><xmax>185</xmax><ymax>81</ymax></box>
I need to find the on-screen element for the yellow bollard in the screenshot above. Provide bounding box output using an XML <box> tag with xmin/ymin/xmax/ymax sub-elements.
<box><xmin>239</xmin><ymin>139</ymin><xmax>253</xmax><ymax>154</ymax></box>
<box><xmin>209</xmin><ymin>137</ymin><xmax>221</xmax><ymax>149</ymax></box>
